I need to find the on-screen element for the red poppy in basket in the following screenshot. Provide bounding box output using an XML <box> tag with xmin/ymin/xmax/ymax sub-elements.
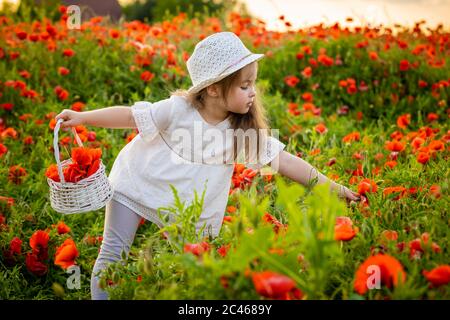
<box><xmin>45</xmin><ymin>147</ymin><xmax>102</xmax><ymax>183</ymax></box>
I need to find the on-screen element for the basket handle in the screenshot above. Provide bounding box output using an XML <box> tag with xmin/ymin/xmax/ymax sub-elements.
<box><xmin>54</xmin><ymin>118</ymin><xmax>84</xmax><ymax>183</ymax></box>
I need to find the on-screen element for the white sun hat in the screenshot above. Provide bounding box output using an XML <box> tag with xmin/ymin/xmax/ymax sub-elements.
<box><xmin>186</xmin><ymin>32</ymin><xmax>264</xmax><ymax>94</ymax></box>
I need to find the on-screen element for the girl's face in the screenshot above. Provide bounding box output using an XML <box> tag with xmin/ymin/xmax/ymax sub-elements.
<box><xmin>225</xmin><ymin>62</ymin><xmax>258</xmax><ymax>114</ymax></box>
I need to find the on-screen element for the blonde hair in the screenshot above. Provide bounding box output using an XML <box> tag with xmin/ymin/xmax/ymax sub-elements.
<box><xmin>170</xmin><ymin>64</ymin><xmax>270</xmax><ymax>163</ymax></box>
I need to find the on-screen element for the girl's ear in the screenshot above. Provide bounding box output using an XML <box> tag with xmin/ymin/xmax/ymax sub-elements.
<box><xmin>206</xmin><ymin>84</ymin><xmax>220</xmax><ymax>97</ymax></box>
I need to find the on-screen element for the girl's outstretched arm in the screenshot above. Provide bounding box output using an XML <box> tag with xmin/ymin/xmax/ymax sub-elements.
<box><xmin>275</xmin><ymin>151</ymin><xmax>361</xmax><ymax>202</ymax></box>
<box><xmin>55</xmin><ymin>107</ymin><xmax>136</xmax><ymax>129</ymax></box>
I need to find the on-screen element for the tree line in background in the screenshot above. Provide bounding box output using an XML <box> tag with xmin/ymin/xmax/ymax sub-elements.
<box><xmin>2</xmin><ymin>0</ymin><xmax>246</xmax><ymax>24</ymax></box>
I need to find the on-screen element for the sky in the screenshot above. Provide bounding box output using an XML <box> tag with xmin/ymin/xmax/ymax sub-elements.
<box><xmin>1</xmin><ymin>0</ymin><xmax>449</xmax><ymax>31</ymax></box>
<box><xmin>242</xmin><ymin>0</ymin><xmax>450</xmax><ymax>30</ymax></box>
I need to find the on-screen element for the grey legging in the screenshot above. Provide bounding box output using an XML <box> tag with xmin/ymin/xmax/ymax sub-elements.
<box><xmin>91</xmin><ymin>199</ymin><xmax>142</xmax><ymax>300</ymax></box>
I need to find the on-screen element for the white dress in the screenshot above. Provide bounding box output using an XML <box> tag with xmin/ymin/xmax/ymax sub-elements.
<box><xmin>107</xmin><ymin>94</ymin><xmax>286</xmax><ymax>238</ymax></box>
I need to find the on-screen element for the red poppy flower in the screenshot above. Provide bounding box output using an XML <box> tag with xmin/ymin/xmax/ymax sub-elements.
<box><xmin>64</xmin><ymin>163</ymin><xmax>87</xmax><ymax>183</ymax></box>
<box><xmin>301</xmin><ymin>92</ymin><xmax>313</xmax><ymax>102</ymax></box>
<box><xmin>429</xmin><ymin>185</ymin><xmax>441</xmax><ymax>199</ymax></box>
<box><xmin>369</xmin><ymin>51</ymin><xmax>378</xmax><ymax>61</ymax></box>
<box><xmin>45</xmin><ymin>164</ymin><xmax>61</xmax><ymax>182</ymax></box>
<box><xmin>0</xmin><ymin>143</ymin><xmax>8</xmax><ymax>157</ymax></box>
<box><xmin>301</xmin><ymin>45</ymin><xmax>312</xmax><ymax>55</ymax></box>
<box><xmin>1</xmin><ymin>127</ymin><xmax>18</xmax><ymax>139</ymax></box>
<box><xmin>426</xmin><ymin>113</ymin><xmax>438</xmax><ymax>122</ymax></box>
<box><xmin>19</xmin><ymin>70</ymin><xmax>31</xmax><ymax>79</ymax></box>
<box><xmin>347</xmin><ymin>83</ymin><xmax>358</xmax><ymax>94</ymax></box>
<box><xmin>54</xmin><ymin>238</ymin><xmax>79</xmax><ymax>269</ymax></box>
<box><xmin>335</xmin><ymin>216</ymin><xmax>359</xmax><ymax>241</ymax></box>
<box><xmin>411</xmin><ymin>137</ymin><xmax>425</xmax><ymax>150</ymax></box>
<box><xmin>302</xmin><ymin>102</ymin><xmax>314</xmax><ymax>111</ymax></box>
<box><xmin>284</xmin><ymin>75</ymin><xmax>300</xmax><ymax>87</ymax></box>
<box><xmin>0</xmin><ymin>196</ymin><xmax>14</xmax><ymax>207</ymax></box>
<box><xmin>301</xmin><ymin>66</ymin><xmax>312</xmax><ymax>78</ymax></box>
<box><xmin>390</xmin><ymin>131</ymin><xmax>403</xmax><ymax>141</ymax></box>
<box><xmin>418</xmin><ymin>80</ymin><xmax>428</xmax><ymax>88</ymax></box>
<box><xmin>9</xmin><ymin>51</ymin><xmax>20</xmax><ymax>60</ymax></box>
<box><xmin>217</xmin><ymin>244</ymin><xmax>231</xmax><ymax>258</ymax></box>
<box><xmin>71</xmin><ymin>147</ymin><xmax>93</xmax><ymax>166</ymax></box>
<box><xmin>71</xmin><ymin>101</ymin><xmax>86</xmax><ymax>111</ymax></box>
<box><xmin>184</xmin><ymin>242</ymin><xmax>210</xmax><ymax>256</ymax></box>
<box><xmin>354</xmin><ymin>254</ymin><xmax>406</xmax><ymax>295</ymax></box>
<box><xmin>417</xmin><ymin>152</ymin><xmax>430</xmax><ymax>164</ymax></box>
<box><xmin>357</xmin><ymin>178</ymin><xmax>378</xmax><ymax>195</ymax></box>
<box><xmin>47</xmin><ymin>147</ymin><xmax>102</xmax><ymax>183</ymax></box>
<box><xmin>16</xmin><ymin>30</ymin><xmax>28</xmax><ymax>40</ymax></box>
<box><xmin>399</xmin><ymin>59</ymin><xmax>410</xmax><ymax>71</ymax></box>
<box><xmin>380</xmin><ymin>230</ymin><xmax>398</xmax><ymax>244</ymax></box>
<box><xmin>54</xmin><ymin>85</ymin><xmax>69</xmax><ymax>101</ymax></box>
<box><xmin>428</xmin><ymin>140</ymin><xmax>444</xmax><ymax>152</ymax></box>
<box><xmin>422</xmin><ymin>265</ymin><xmax>450</xmax><ymax>287</ymax></box>
<box><xmin>8</xmin><ymin>236</ymin><xmax>22</xmax><ymax>255</ymax></box>
<box><xmin>226</xmin><ymin>206</ymin><xmax>237</xmax><ymax>214</ymax></box>
<box><xmin>74</xmin><ymin>125</ymin><xmax>89</xmax><ymax>142</ymax></box>
<box><xmin>55</xmin><ymin>221</ymin><xmax>71</xmax><ymax>235</ymax></box>
<box><xmin>222</xmin><ymin>215</ymin><xmax>233</xmax><ymax>223</ymax></box>
<box><xmin>140</xmin><ymin>71</ymin><xmax>155</xmax><ymax>82</ymax></box>
<box><xmin>342</xmin><ymin>132</ymin><xmax>360</xmax><ymax>143</ymax></box>
<box><xmin>384</xmin><ymin>160</ymin><xmax>397</xmax><ymax>169</ymax></box>
<box><xmin>262</xmin><ymin>212</ymin><xmax>287</xmax><ymax>234</ymax></box>
<box><xmin>109</xmin><ymin>29</ymin><xmax>121</xmax><ymax>39</ymax></box>
<box><xmin>288</xmin><ymin>102</ymin><xmax>300</xmax><ymax>116</ymax></box>
<box><xmin>26</xmin><ymin>253</ymin><xmax>48</xmax><ymax>276</ymax></box>
<box><xmin>87</xmin><ymin>159</ymin><xmax>100</xmax><ymax>177</ymax></box>
<box><xmin>397</xmin><ymin>114</ymin><xmax>411</xmax><ymax>129</ymax></box>
<box><xmin>83</xmin><ymin>235</ymin><xmax>103</xmax><ymax>246</ymax></box>
<box><xmin>58</xmin><ymin>66</ymin><xmax>70</xmax><ymax>76</ymax></box>
<box><xmin>314</xmin><ymin>123</ymin><xmax>328</xmax><ymax>134</ymax></box>
<box><xmin>23</xmin><ymin>136</ymin><xmax>34</xmax><ymax>145</ymax></box>
<box><xmin>352</xmin><ymin>163</ymin><xmax>364</xmax><ymax>177</ymax></box>
<box><xmin>8</xmin><ymin>165</ymin><xmax>27</xmax><ymax>184</ymax></box>
<box><xmin>220</xmin><ymin>275</ymin><xmax>229</xmax><ymax>289</ymax></box>
<box><xmin>62</xmin><ymin>48</ymin><xmax>75</xmax><ymax>57</ymax></box>
<box><xmin>326</xmin><ymin>158</ymin><xmax>336</xmax><ymax>167</ymax></box>
<box><xmin>252</xmin><ymin>271</ymin><xmax>302</xmax><ymax>300</ymax></box>
<box><xmin>30</xmin><ymin>230</ymin><xmax>49</xmax><ymax>254</ymax></box>
<box><xmin>318</xmin><ymin>53</ymin><xmax>334</xmax><ymax>66</ymax></box>
<box><xmin>385</xmin><ymin>140</ymin><xmax>405</xmax><ymax>152</ymax></box>
<box><xmin>409</xmin><ymin>233</ymin><xmax>441</xmax><ymax>259</ymax></box>
<box><xmin>383</xmin><ymin>186</ymin><xmax>407</xmax><ymax>200</ymax></box>
<box><xmin>90</xmin><ymin>148</ymin><xmax>102</xmax><ymax>161</ymax></box>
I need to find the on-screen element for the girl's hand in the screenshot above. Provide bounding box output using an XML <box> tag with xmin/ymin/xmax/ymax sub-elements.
<box><xmin>336</xmin><ymin>184</ymin><xmax>361</xmax><ymax>202</ymax></box>
<box><xmin>55</xmin><ymin>109</ymin><xmax>85</xmax><ymax>131</ymax></box>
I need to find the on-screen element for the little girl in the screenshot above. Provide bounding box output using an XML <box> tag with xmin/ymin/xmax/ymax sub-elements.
<box><xmin>55</xmin><ymin>32</ymin><xmax>360</xmax><ymax>300</ymax></box>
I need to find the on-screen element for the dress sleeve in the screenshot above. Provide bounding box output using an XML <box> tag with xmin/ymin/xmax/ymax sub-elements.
<box><xmin>246</xmin><ymin>135</ymin><xmax>286</xmax><ymax>170</ymax></box>
<box><xmin>131</xmin><ymin>97</ymin><xmax>173</xmax><ymax>142</ymax></box>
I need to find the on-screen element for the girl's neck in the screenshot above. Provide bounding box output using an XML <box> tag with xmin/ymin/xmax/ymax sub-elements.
<box><xmin>199</xmin><ymin>98</ymin><xmax>230</xmax><ymax>125</ymax></box>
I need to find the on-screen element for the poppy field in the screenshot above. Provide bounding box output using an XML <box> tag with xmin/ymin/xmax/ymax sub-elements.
<box><xmin>0</xmin><ymin>6</ymin><xmax>449</xmax><ymax>300</ymax></box>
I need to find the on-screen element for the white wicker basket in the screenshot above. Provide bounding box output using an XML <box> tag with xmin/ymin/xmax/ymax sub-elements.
<box><xmin>47</xmin><ymin>118</ymin><xmax>113</xmax><ymax>214</ymax></box>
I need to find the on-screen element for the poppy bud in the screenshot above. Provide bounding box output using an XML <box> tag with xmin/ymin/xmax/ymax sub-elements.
<box><xmin>98</xmin><ymin>278</ymin><xmax>106</xmax><ymax>289</ymax></box>
<box><xmin>87</xmin><ymin>131</ymin><xmax>96</xmax><ymax>141</ymax></box>
<box><xmin>52</xmin><ymin>282</ymin><xmax>65</xmax><ymax>298</ymax></box>
<box><xmin>112</xmin><ymin>272</ymin><xmax>120</xmax><ymax>284</ymax></box>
